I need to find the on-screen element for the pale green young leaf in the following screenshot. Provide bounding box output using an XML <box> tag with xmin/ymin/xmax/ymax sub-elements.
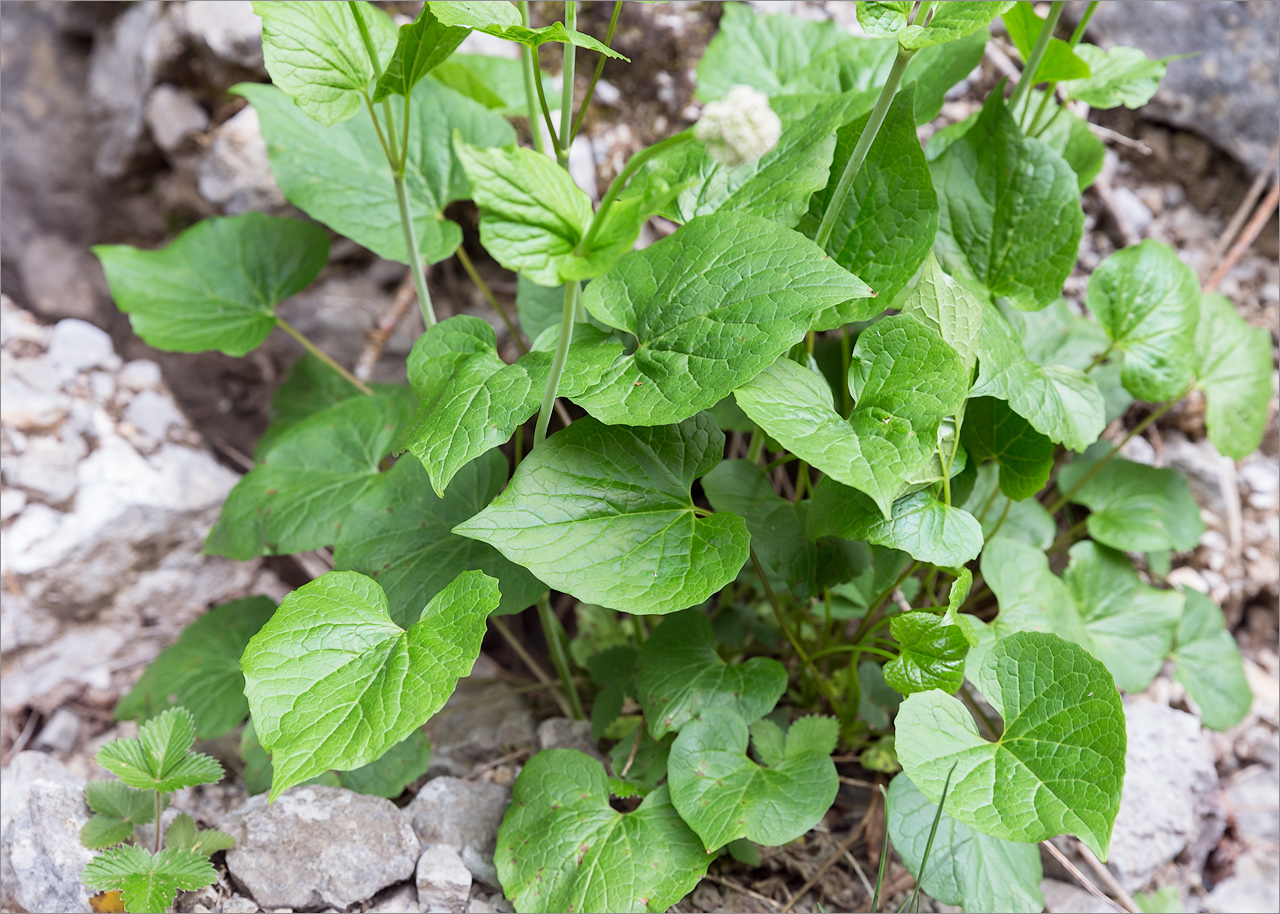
<box><xmin>1061</xmin><ymin>44</ymin><xmax>1171</xmax><ymax>109</ymax></box>
<box><xmin>1134</xmin><ymin>886</ymin><xmax>1183</xmax><ymax>914</ymax></box>
<box><xmin>426</xmin><ymin>1</ymin><xmax>521</xmax><ymax>30</ymax></box>
<box><xmin>495</xmin><ymin>749</ymin><xmax>709</xmax><ymax>914</ymax></box>
<box><xmin>253</xmin><ymin>1</ymin><xmax>397</xmax><ymax>125</ymax></box>
<box><xmin>205</xmin><ymin>389</ymin><xmax>416</xmax><ymax>560</ymax></box>
<box><xmin>944</xmin><ymin>567</ymin><xmax>978</xmax><ymax>647</ymax></box>
<box><xmin>897</xmin><ymin>631</ymin><xmax>1126</xmax><ymax>859</ymax></box>
<box><xmin>82</xmin><ymin>845</ymin><xmax>217</xmax><ymax>914</ymax></box>
<box><xmin>82</xmin><ymin>782</ymin><xmax>163</xmax><ymax>850</ymax></box>
<box><xmin>884</xmin><ymin>612</ymin><xmax>970</xmax><ymax>696</ymax></box>
<box><xmin>887</xmin><ymin>774</ymin><xmax>1044</xmax><ymax>914</ymax></box>
<box><xmin>1171</xmin><ymin>591</ymin><xmax>1253</xmax><ymax>731</ymax></box>
<box><xmin>1001</xmin><ymin>2</ymin><xmax>1091</xmax><ymax>81</ymax></box>
<box><xmin>856</xmin><ymin>1</ymin><xmax>912</xmax><ymax>38</ymax></box>
<box><xmin>635</xmin><ymin>609</ymin><xmax>787</xmax><ymax>739</ymax></box>
<box><xmin>573</xmin><ymin>214</ymin><xmax>871</xmax><ymax>426</ymax></box>
<box><xmin>241</xmin><ymin>570</ymin><xmax>497</xmax><ymax>800</ymax></box>
<box><xmin>668</xmin><ymin>711</ymin><xmax>838</xmax><ymax>850</ymax></box>
<box><xmin>1056</xmin><ymin>455</ymin><xmax>1205</xmax><ymax>553</ymax></box>
<box><xmin>806</xmin><ymin>484</ymin><xmax>984</xmax><ymax>568</ymax></box>
<box><xmin>455</xmin><ymin>415</ymin><xmax>748</xmax><ymax>614</ymax></box>
<box><xmin>372</xmin><ymin>4</ymin><xmax>469</xmax><ymax>102</ymax></box>
<box><xmin>1195</xmin><ymin>292</ymin><xmax>1275</xmax><ymax>459</ymax></box>
<box><xmin>334</xmin><ymin>451</ymin><xmax>544</xmax><ymax>627</ymax></box>
<box><xmin>960</xmin><ymin>396</ymin><xmax>1055</xmax><ymax>500</ymax></box>
<box><xmin>931</xmin><ymin>89</ymin><xmax>1084</xmax><ymax>310</ymax></box>
<box><xmin>749</xmin><ymin>719</ymin><xmax>786</xmax><ymax>768</ymax></box>
<box><xmin>452</xmin><ymin>20</ymin><xmax>628</xmax><ymax>60</ymax></box>
<box><xmin>786</xmin><ymin>715</ymin><xmax>840</xmax><ymax>757</ymax></box>
<box><xmin>799</xmin><ymin>85</ymin><xmax>937</xmax><ymax>313</ymax></box>
<box><xmin>94</xmin><ymin>215</ymin><xmax>327</xmax><ymax>357</ymax></box>
<box><xmin>860</xmin><ymin>1</ymin><xmax>1014</xmax><ymax>49</ymax></box>
<box><xmin>337</xmin><ymin>730</ymin><xmax>432</xmax><ymax>798</ymax></box>
<box><xmin>1031</xmin><ymin>93</ymin><xmax>1106</xmax><ymax>190</ymax></box>
<box><xmin>900</xmin><ymin>254</ymin><xmax>984</xmax><ymax>373</ymax></box>
<box><xmin>97</xmin><ymin>709</ymin><xmax>224</xmax><ymax>794</ymax></box>
<box><xmin>959</xmin><ymin>464</ymin><xmax>1056</xmax><ymax>548</ymax></box>
<box><xmin>115</xmin><ymin>597</ymin><xmax>275</xmax><ymax>739</ymax></box>
<box><xmin>256</xmin><ymin>354</ymin><xmax>364</xmax><ymax>458</ymax></box>
<box><xmin>164</xmin><ymin>814</ymin><xmax>236</xmax><ymax>856</ymax></box>
<box><xmin>1086</xmin><ymin>240</ymin><xmax>1200</xmax><ymax>401</ymax></box>
<box><xmin>235</xmin><ymin>80</ymin><xmax>514</xmax><ymax>265</ymax></box>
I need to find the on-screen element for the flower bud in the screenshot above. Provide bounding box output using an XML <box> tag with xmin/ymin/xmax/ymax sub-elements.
<box><xmin>693</xmin><ymin>85</ymin><xmax>782</xmax><ymax>167</ymax></box>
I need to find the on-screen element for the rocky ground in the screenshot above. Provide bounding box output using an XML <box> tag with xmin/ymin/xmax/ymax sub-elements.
<box><xmin>1</xmin><ymin>2</ymin><xmax>1277</xmax><ymax>913</ymax></box>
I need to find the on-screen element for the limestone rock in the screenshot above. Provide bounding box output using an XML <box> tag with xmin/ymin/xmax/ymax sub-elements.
<box><xmin>416</xmin><ymin>845</ymin><xmax>472</xmax><ymax>914</ymax></box>
<box><xmin>0</xmin><ymin>774</ymin><xmax>93</xmax><ymax>913</ymax></box>
<box><xmin>146</xmin><ymin>84</ymin><xmax>210</xmax><ymax>154</ymax></box>
<box><xmin>536</xmin><ymin>717</ymin><xmax>604</xmax><ymax>763</ymax></box>
<box><xmin>198</xmin><ymin>106</ymin><xmax>285</xmax><ymax>215</ymax></box>
<box><xmin>424</xmin><ymin>655</ymin><xmax>536</xmax><ymax>778</ymax></box>
<box><xmin>403</xmin><ymin>777</ymin><xmax>510</xmax><ymax>887</ymax></box>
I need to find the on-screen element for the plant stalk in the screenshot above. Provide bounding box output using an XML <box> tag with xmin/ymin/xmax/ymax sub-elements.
<box><xmin>153</xmin><ymin>790</ymin><xmax>162</xmax><ymax>854</ymax></box>
<box><xmin>537</xmin><ymin>595</ymin><xmax>585</xmax><ymax>719</ymax></box>
<box><xmin>813</xmin><ymin>43</ymin><xmax>914</xmax><ymax>250</ymax></box>
<box><xmin>1008</xmin><ymin>0</ymin><xmax>1066</xmax><ymax>111</ymax></box>
<box><xmin>394</xmin><ymin>176</ymin><xmax>436</xmax><ymax>326</ymax></box>
<box><xmin>517</xmin><ymin>3</ymin><xmax>546</xmax><ymax>154</ymax></box>
<box><xmin>557</xmin><ymin>1</ymin><xmax>577</xmax><ymax>169</ymax></box>
<box><xmin>456</xmin><ymin>245</ymin><xmax>528</xmax><ymax>352</ymax></box>
<box><xmin>533</xmin><ymin>281</ymin><xmax>580</xmax><ymax>446</ymax></box>
<box><xmin>275</xmin><ymin>317</ymin><xmax>373</xmax><ymax>395</ymax></box>
<box><xmin>577</xmin><ymin>131</ymin><xmax>693</xmax><ymax>255</ymax></box>
<box><xmin>569</xmin><ymin>1</ymin><xmax>623</xmax><ymax>141</ymax></box>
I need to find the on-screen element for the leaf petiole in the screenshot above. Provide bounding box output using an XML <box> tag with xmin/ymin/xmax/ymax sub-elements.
<box><xmin>274</xmin><ymin>317</ymin><xmax>372</xmax><ymax>395</ymax></box>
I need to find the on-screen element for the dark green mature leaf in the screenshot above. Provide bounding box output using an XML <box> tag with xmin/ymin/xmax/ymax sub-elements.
<box><xmin>515</xmin><ymin>277</ymin><xmax>564</xmax><ymax>341</ymax></box>
<box><xmin>884</xmin><ymin>612</ymin><xmax>970</xmax><ymax>696</ymax></box>
<box><xmin>572</xmin><ymin>214</ymin><xmax>872</xmax><ymax>425</ymax></box>
<box><xmin>1032</xmin><ymin>95</ymin><xmax>1106</xmax><ymax>190</ymax></box>
<box><xmin>1087</xmin><ymin>240</ymin><xmax>1201</xmax><ymax>402</ymax></box>
<box><xmin>236</xmin><ymin>80</ymin><xmax>514</xmax><ymax>265</ymax></box>
<box><xmin>254</xmin><ymin>1</ymin><xmax>397</xmax><ymax>125</ymax></box>
<box><xmin>635</xmin><ymin>609</ymin><xmax>787</xmax><ymax>739</ymax></box>
<box><xmin>495</xmin><ymin>749</ymin><xmax>709</xmax><ymax>914</ymax></box>
<box><xmin>372</xmin><ymin>4</ymin><xmax>469</xmax><ymax>102</ymax></box>
<box><xmin>897</xmin><ymin>632</ymin><xmax>1126</xmax><ymax>859</ymax></box>
<box><xmin>81</xmin><ymin>782</ymin><xmax>163</xmax><ymax>850</ymax></box>
<box><xmin>608</xmin><ymin>725</ymin><xmax>673</xmax><ymax>796</ymax></box>
<box><xmin>242</xmin><ymin>570</ymin><xmax>497</xmax><ymax>800</ymax></box>
<box><xmin>807</xmin><ymin>484</ymin><xmax>984</xmax><ymax>568</ymax></box>
<box><xmin>931</xmin><ymin>89</ymin><xmax>1084</xmax><ymax>310</ymax></box>
<box><xmin>94</xmin><ymin>215</ymin><xmax>328</xmax><ymax>357</ymax></box>
<box><xmin>1061</xmin><ymin>44</ymin><xmax>1171</xmax><ymax>109</ymax></box>
<box><xmin>115</xmin><ymin>597</ymin><xmax>275</xmax><ymax>738</ymax></box>
<box><xmin>1001</xmin><ymin>2</ymin><xmax>1091</xmax><ymax>81</ymax></box>
<box><xmin>82</xmin><ymin>846</ymin><xmax>217</xmax><ymax>914</ymax></box>
<box><xmin>800</xmin><ymin>85</ymin><xmax>937</xmax><ymax>311</ymax></box>
<box><xmin>959</xmin><ymin>464</ymin><xmax>1055</xmax><ymax>547</ymax></box>
<box><xmin>1172</xmin><ymin>591</ymin><xmax>1252</xmax><ymax>731</ymax></box>
<box><xmin>900</xmin><ymin>254</ymin><xmax>984</xmax><ymax>373</ymax></box>
<box><xmin>887</xmin><ymin>774</ymin><xmax>1044</xmax><ymax>914</ymax></box>
<box><xmin>337</xmin><ymin>730</ymin><xmax>432</xmax><ymax>798</ymax></box>
<box><xmin>207</xmin><ymin>389</ymin><xmax>416</xmax><ymax>560</ymax></box>
<box><xmin>960</xmin><ymin>397</ymin><xmax>1054</xmax><ymax>500</ymax></box>
<box><xmin>164</xmin><ymin>814</ymin><xmax>235</xmax><ymax>857</ymax></box>
<box><xmin>1057</xmin><ymin>455</ymin><xmax>1204</xmax><ymax>553</ymax></box>
<box><xmin>456</xmin><ymin>415</ymin><xmax>748</xmax><ymax>614</ymax></box>
<box><xmin>97</xmin><ymin>709</ymin><xmax>224</xmax><ymax>794</ymax></box>
<box><xmin>256</xmin><ymin>354</ymin><xmax>364</xmax><ymax>458</ymax></box>
<box><xmin>1195</xmin><ymin>292</ymin><xmax>1275</xmax><ymax>459</ymax></box>
<box><xmin>858</xmin><ymin>1</ymin><xmax>1013</xmax><ymax>49</ymax></box>
<box><xmin>668</xmin><ymin>712</ymin><xmax>838</xmax><ymax>849</ymax></box>
<box><xmin>334</xmin><ymin>451</ymin><xmax>544</xmax><ymax>626</ymax></box>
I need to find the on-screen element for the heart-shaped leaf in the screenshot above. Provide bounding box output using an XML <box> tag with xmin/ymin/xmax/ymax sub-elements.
<box><xmin>336</xmin><ymin>730</ymin><xmax>432</xmax><ymax>799</ymax></box>
<box><xmin>1171</xmin><ymin>591</ymin><xmax>1253</xmax><ymax>731</ymax></box>
<box><xmin>960</xmin><ymin>396</ymin><xmax>1055</xmax><ymax>500</ymax></box>
<box><xmin>164</xmin><ymin>814</ymin><xmax>235</xmax><ymax>857</ymax></box>
<box><xmin>806</xmin><ymin>484</ymin><xmax>983</xmax><ymax>568</ymax></box>
<box><xmin>1194</xmin><ymin>292</ymin><xmax>1275</xmax><ymax>459</ymax></box>
<box><xmin>372</xmin><ymin>4</ymin><xmax>469</xmax><ymax>102</ymax></box>
<box><xmin>860</xmin><ymin>1</ymin><xmax>1014</xmax><ymax>48</ymax></box>
<box><xmin>1060</xmin><ymin>44</ymin><xmax>1172</xmax><ymax>109</ymax></box>
<box><xmin>884</xmin><ymin>611</ymin><xmax>971</xmax><ymax>696</ymax></box>
<box><xmin>1056</xmin><ymin>454</ymin><xmax>1204</xmax><ymax>553</ymax></box>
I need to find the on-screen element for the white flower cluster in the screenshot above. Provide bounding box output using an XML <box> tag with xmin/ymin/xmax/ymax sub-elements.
<box><xmin>693</xmin><ymin>85</ymin><xmax>782</xmax><ymax>167</ymax></box>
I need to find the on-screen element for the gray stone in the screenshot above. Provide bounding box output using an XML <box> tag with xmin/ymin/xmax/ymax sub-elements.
<box><xmin>425</xmin><ymin>655</ymin><xmax>536</xmax><ymax>778</ymax></box>
<box><xmin>1110</xmin><ymin>185</ymin><xmax>1154</xmax><ymax>237</ymax></box>
<box><xmin>198</xmin><ymin>106</ymin><xmax>286</xmax><ymax>215</ymax></box>
<box><xmin>32</xmin><ymin>708</ymin><xmax>81</xmax><ymax>754</ymax></box>
<box><xmin>178</xmin><ymin>1</ymin><xmax>264</xmax><ymax>70</ymax></box>
<box><xmin>46</xmin><ymin>318</ymin><xmax>116</xmax><ymax>375</ymax></box>
<box><xmin>146</xmin><ymin>84</ymin><xmax>210</xmax><ymax>154</ymax></box>
<box><xmin>1107</xmin><ymin>703</ymin><xmax>1226</xmax><ymax>893</ymax></box>
<box><xmin>1040</xmin><ymin>879</ymin><xmax>1120</xmax><ymax>914</ymax></box>
<box><xmin>222</xmin><ymin>894</ymin><xmax>261</xmax><ymax>914</ymax></box>
<box><xmin>536</xmin><ymin>717</ymin><xmax>604</xmax><ymax>762</ymax></box>
<box><xmin>221</xmin><ymin>786</ymin><xmax>419</xmax><ymax>911</ymax></box>
<box><xmin>365</xmin><ymin>882</ymin><xmax>420</xmax><ymax>914</ymax></box>
<box><xmin>0</xmin><ymin>777</ymin><xmax>93</xmax><ymax>914</ymax></box>
<box><xmin>0</xmin><ymin>375</ymin><xmax>68</xmax><ymax>431</ymax></box>
<box><xmin>404</xmin><ymin>777</ymin><xmax>510</xmax><ymax>887</ymax></box>
<box><xmin>1225</xmin><ymin>764</ymin><xmax>1279</xmax><ymax>844</ymax></box>
<box><xmin>416</xmin><ymin>845</ymin><xmax>472</xmax><ymax>914</ymax></box>
<box><xmin>467</xmin><ymin>893</ymin><xmax>514</xmax><ymax>914</ymax></box>
<box><xmin>1205</xmin><ymin>848</ymin><xmax>1280</xmax><ymax>914</ymax></box>
<box><xmin>0</xmin><ymin>751</ymin><xmax>80</xmax><ymax>836</ymax></box>
<box><xmin>16</xmin><ymin>234</ymin><xmax>105</xmax><ymax>323</ymax></box>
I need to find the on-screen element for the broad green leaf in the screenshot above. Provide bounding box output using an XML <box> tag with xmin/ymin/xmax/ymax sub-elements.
<box><xmin>970</xmin><ymin>300</ymin><xmax>1105</xmax><ymax>452</ymax></box>
<box><xmin>900</xmin><ymin>254</ymin><xmax>984</xmax><ymax>373</ymax></box>
<box><xmin>1086</xmin><ymin>240</ymin><xmax>1200</xmax><ymax>401</ymax></box>
<box><xmin>236</xmin><ymin>80</ymin><xmax>514</xmax><ymax>265</ymax></box>
<box><xmin>394</xmin><ymin>315</ymin><xmax>621</xmax><ymax>494</ymax></box>
<box><xmin>82</xmin><ymin>846</ymin><xmax>217</xmax><ymax>914</ymax></box>
<box><xmin>635</xmin><ymin>609</ymin><xmax>787</xmax><ymax>739</ymax></box>
<box><xmin>256</xmin><ymin>354</ymin><xmax>364</xmax><ymax>459</ymax></box>
<box><xmin>426</xmin><ymin>1</ymin><xmax>521</xmax><ymax>30</ymax></box>
<box><xmin>495</xmin><ymin>749</ymin><xmax>709</xmax><ymax>914</ymax></box>
<box><xmin>337</xmin><ymin>730</ymin><xmax>432</xmax><ymax>798</ymax></box>
<box><xmin>97</xmin><ymin>709</ymin><xmax>224</xmax><ymax>794</ymax></box>
<box><xmin>897</xmin><ymin>631</ymin><xmax>1126</xmax><ymax>859</ymax></box>
<box><xmin>1056</xmin><ymin>455</ymin><xmax>1204</xmax><ymax>553</ymax></box>
<box><xmin>1061</xmin><ymin>44</ymin><xmax>1171</xmax><ymax>109</ymax></box>
<box><xmin>115</xmin><ymin>597</ymin><xmax>276</xmax><ymax>738</ymax></box>
<box><xmin>238</xmin><ymin>718</ymin><xmax>344</xmax><ymax>796</ymax></box>
<box><xmin>572</xmin><ymin>213</ymin><xmax>872</xmax><ymax>426</ymax></box>
<box><xmin>455</xmin><ymin>415</ymin><xmax>749</xmax><ymax>614</ymax></box>
<box><xmin>445</xmin><ymin>17</ymin><xmax>628</xmax><ymax>61</ymax></box>
<box><xmin>884</xmin><ymin>612</ymin><xmax>970</xmax><ymax>696</ymax></box>
<box><xmin>242</xmin><ymin>571</ymin><xmax>495</xmax><ymax>800</ymax></box>
<box><xmin>1195</xmin><ymin>292</ymin><xmax>1274</xmax><ymax>459</ymax></box>
<box><xmin>807</xmin><ymin>484</ymin><xmax>984</xmax><ymax>568</ymax></box>
<box><xmin>1001</xmin><ymin>2</ymin><xmax>1091</xmax><ymax>81</ymax></box>
<box><xmin>944</xmin><ymin>567</ymin><xmax>979</xmax><ymax>647</ymax></box>
<box><xmin>1171</xmin><ymin>591</ymin><xmax>1252</xmax><ymax>731</ymax></box>
<box><xmin>748</xmin><ymin>719</ymin><xmax>786</xmax><ymax>768</ymax></box>
<box><xmin>667</xmin><ymin>711</ymin><xmax>838</xmax><ymax>849</ymax></box>
<box><xmin>887</xmin><ymin>774</ymin><xmax>1044</xmax><ymax>914</ymax></box>
<box><xmin>254</xmin><ymin>1</ymin><xmax>397</xmax><ymax>125</ymax></box>
<box><xmin>164</xmin><ymin>814</ymin><xmax>236</xmax><ymax>857</ymax></box>
<box><xmin>608</xmin><ymin>726</ymin><xmax>673</xmax><ymax>796</ymax></box>
<box><xmin>431</xmin><ymin>54</ymin><xmax>552</xmax><ymax>114</ymax></box>
<box><xmin>515</xmin><ymin>277</ymin><xmax>564</xmax><ymax>341</ymax></box>
<box><xmin>736</xmin><ymin>315</ymin><xmax>966</xmax><ymax>516</ymax></box>
<box><xmin>1134</xmin><ymin>886</ymin><xmax>1183</xmax><ymax>914</ymax></box>
<box><xmin>978</xmin><ymin>539</ymin><xmax>1088</xmax><ymax>669</ymax></box>
<box><xmin>94</xmin><ymin>215</ymin><xmax>327</xmax><ymax>357</ymax></box>
<box><xmin>855</xmin><ymin>1</ymin><xmax>913</xmax><ymax>38</ymax></box>
<box><xmin>334</xmin><ymin>451</ymin><xmax>545</xmax><ymax>626</ymax></box>
<box><xmin>960</xmin><ymin>463</ymin><xmax>1055</xmax><ymax>548</ymax></box>
<box><xmin>1030</xmin><ymin>93</ymin><xmax>1106</xmax><ymax>190</ymax></box>
<box><xmin>372</xmin><ymin>5</ymin><xmax>469</xmax><ymax>102</ymax></box>
<box><xmin>931</xmin><ymin>89</ymin><xmax>1084</xmax><ymax>310</ymax></box>
<box><xmin>799</xmin><ymin>85</ymin><xmax>937</xmax><ymax>313</ymax></box>
<box><xmin>82</xmin><ymin>782</ymin><xmax>163</xmax><ymax>850</ymax></box>
<box><xmin>858</xmin><ymin>1</ymin><xmax>1014</xmax><ymax>49</ymax></box>
<box><xmin>1063</xmin><ymin>542</ymin><xmax>1182</xmax><ymax>693</ymax></box>
<box><xmin>206</xmin><ymin>389</ymin><xmax>416</xmax><ymax>560</ymax></box>
<box><xmin>960</xmin><ymin>397</ymin><xmax>1054</xmax><ymax>500</ymax></box>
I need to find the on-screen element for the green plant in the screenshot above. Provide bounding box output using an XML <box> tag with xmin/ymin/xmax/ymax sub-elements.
<box><xmin>96</xmin><ymin>2</ymin><xmax>1272</xmax><ymax>912</ymax></box>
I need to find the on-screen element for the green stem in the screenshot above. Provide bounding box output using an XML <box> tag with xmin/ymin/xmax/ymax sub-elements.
<box><xmin>1026</xmin><ymin>2</ymin><xmax>1093</xmax><ymax>137</ymax></box>
<box><xmin>533</xmin><ymin>281</ymin><xmax>580</xmax><ymax>446</ymax></box>
<box><xmin>532</xmin><ymin>46</ymin><xmax>562</xmax><ymax>155</ymax></box>
<box><xmin>537</xmin><ymin>595</ymin><xmax>585</xmax><ymax>720</ymax></box>
<box><xmin>557</xmin><ymin>1</ymin><xmax>577</xmax><ymax>169</ymax></box>
<box><xmin>814</xmin><ymin>43</ymin><xmax>914</xmax><ymax>250</ymax></box>
<box><xmin>361</xmin><ymin>93</ymin><xmax>395</xmax><ymax>166</ymax></box>
<box><xmin>517</xmin><ymin>3</ymin><xmax>546</xmax><ymax>154</ymax></box>
<box><xmin>746</xmin><ymin>426</ymin><xmax>766</xmax><ymax>464</ymax></box>
<box><xmin>1068</xmin><ymin>0</ymin><xmax>1098</xmax><ymax>45</ymax></box>
<box><xmin>577</xmin><ymin>131</ymin><xmax>693</xmax><ymax>255</ymax></box>
<box><xmin>840</xmin><ymin>327</ymin><xmax>853</xmax><ymax>417</ymax></box>
<box><xmin>276</xmin><ymin>317</ymin><xmax>373</xmax><ymax>395</ymax></box>
<box><xmin>456</xmin><ymin>246</ymin><xmax>528</xmax><ymax>353</ymax></box>
<box><xmin>1008</xmin><ymin>0</ymin><xmax>1065</xmax><ymax>111</ymax></box>
<box><xmin>751</xmin><ymin>549</ymin><xmax>843</xmax><ymax>713</ymax></box>
<box><xmin>630</xmin><ymin>613</ymin><xmax>647</xmax><ymax>646</ymax></box>
<box><xmin>849</xmin><ymin>561</ymin><xmax>919</xmax><ymax>647</ymax></box>
<box><xmin>986</xmin><ymin>497</ymin><xmax>1012</xmax><ymax>540</ymax></box>
<box><xmin>569</xmin><ymin>1</ymin><xmax>622</xmax><ymax>141</ymax></box>
<box><xmin>394</xmin><ymin>174</ymin><xmax>436</xmax><ymax>326</ymax></box>
<box><xmin>1085</xmin><ymin>343</ymin><xmax>1115</xmax><ymax>373</ymax></box>
<box><xmin>153</xmin><ymin>790</ymin><xmax>162</xmax><ymax>854</ymax></box>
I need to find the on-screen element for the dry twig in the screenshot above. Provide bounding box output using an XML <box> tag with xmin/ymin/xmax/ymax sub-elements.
<box><xmin>355</xmin><ymin>270</ymin><xmax>418</xmax><ymax>381</ymax></box>
<box><xmin>1201</xmin><ymin>143</ymin><xmax>1280</xmax><ymax>283</ymax></box>
<box><xmin>1204</xmin><ymin>179</ymin><xmax>1280</xmax><ymax>293</ymax></box>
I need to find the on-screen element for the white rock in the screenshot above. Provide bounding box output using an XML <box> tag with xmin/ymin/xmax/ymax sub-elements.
<box><xmin>0</xmin><ymin>376</ymin><xmax>68</xmax><ymax>431</ymax></box>
<box><xmin>198</xmin><ymin>106</ymin><xmax>286</xmax><ymax>215</ymax></box>
<box><xmin>425</xmin><ymin>655</ymin><xmax>536</xmax><ymax>778</ymax></box>
<box><xmin>222</xmin><ymin>894</ymin><xmax>261</xmax><ymax>914</ymax></box>
<box><xmin>32</xmin><ymin>708</ymin><xmax>81</xmax><ymax>754</ymax></box>
<box><xmin>1110</xmin><ymin>185</ymin><xmax>1154</xmax><ymax>236</ymax></box>
<box><xmin>145</xmin><ymin>84</ymin><xmax>209</xmax><ymax>154</ymax></box>
<box><xmin>404</xmin><ymin>777</ymin><xmax>510</xmax><ymax>887</ymax></box>
<box><xmin>0</xmin><ymin>777</ymin><xmax>93</xmax><ymax>914</ymax></box>
<box><xmin>536</xmin><ymin>717</ymin><xmax>603</xmax><ymax>761</ymax></box>
<box><xmin>89</xmin><ymin>372</ymin><xmax>115</xmax><ymax>403</ymax></box>
<box><xmin>46</xmin><ymin>319</ymin><xmax>116</xmax><ymax>375</ymax></box>
<box><xmin>2</xmin><ymin>430</ymin><xmax>87</xmax><ymax>503</ymax></box>
<box><xmin>417</xmin><ymin>845</ymin><xmax>472</xmax><ymax>914</ymax></box>
<box><xmin>123</xmin><ymin>388</ymin><xmax>186</xmax><ymax>440</ymax></box>
<box><xmin>0</xmin><ymin>487</ymin><xmax>26</xmax><ymax>521</ymax></box>
<box><xmin>568</xmin><ymin>134</ymin><xmax>598</xmax><ymax>200</ymax></box>
<box><xmin>1167</xmin><ymin>566</ymin><xmax>1210</xmax><ymax>593</ymax></box>
<box><xmin>1205</xmin><ymin>847</ymin><xmax>1280</xmax><ymax>913</ymax></box>
<box><xmin>365</xmin><ymin>882</ymin><xmax>419</xmax><ymax>914</ymax></box>
<box><xmin>179</xmin><ymin>1</ymin><xmax>264</xmax><ymax>69</ymax></box>
<box><xmin>0</xmin><ymin>296</ymin><xmax>52</xmax><ymax>347</ymax></box>
<box><xmin>118</xmin><ymin>359</ymin><xmax>163</xmax><ymax>391</ymax></box>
